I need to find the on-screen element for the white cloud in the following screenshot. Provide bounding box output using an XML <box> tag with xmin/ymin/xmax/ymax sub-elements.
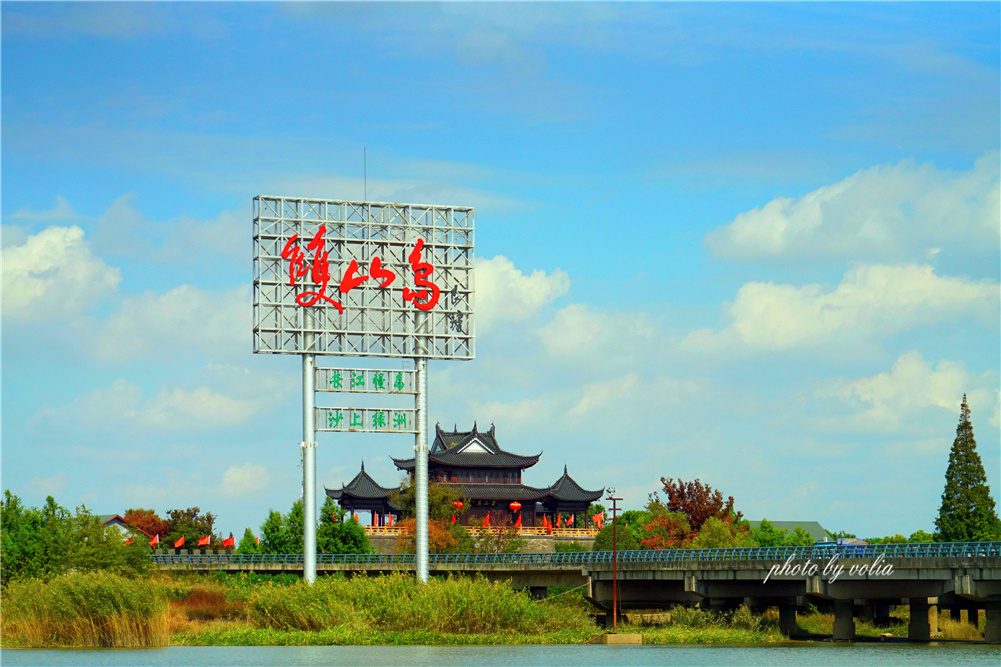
<box><xmin>537</xmin><ymin>304</ymin><xmax>607</xmax><ymax>355</ymax></box>
<box><xmin>686</xmin><ymin>264</ymin><xmax>999</xmax><ymax>351</ymax></box>
<box><xmin>93</xmin><ymin>284</ymin><xmax>250</xmax><ymax>362</ymax></box>
<box><xmin>90</xmin><ymin>192</ymin><xmax>246</xmax><ymax>264</ymax></box>
<box><xmin>138</xmin><ymin>387</ymin><xmax>258</xmax><ymax>430</ymax></box>
<box><xmin>1</xmin><ymin>226</ymin><xmax>121</xmax><ymax>322</ymax></box>
<box><xmin>28</xmin><ymin>473</ymin><xmax>67</xmax><ymax>498</ymax></box>
<box><xmin>474</xmin><ymin>255</ymin><xmax>570</xmax><ymax>333</ymax></box>
<box><xmin>35</xmin><ymin>378</ymin><xmax>262</xmax><ymax>433</ymax></box>
<box><xmin>219</xmin><ymin>463</ymin><xmax>277</xmax><ymax>499</ymax></box>
<box><xmin>705</xmin><ymin>152</ymin><xmax>1000</xmax><ymax>263</ymax></box>
<box><xmin>836</xmin><ymin>351</ymin><xmax>1000</xmax><ymax>430</ymax></box>
<box><xmin>11</xmin><ymin>195</ymin><xmax>80</xmax><ymax>222</ymax></box>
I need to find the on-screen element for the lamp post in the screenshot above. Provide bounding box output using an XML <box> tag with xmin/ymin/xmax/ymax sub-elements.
<box><xmin>606</xmin><ymin>487</ymin><xmax>622</xmax><ymax>632</ymax></box>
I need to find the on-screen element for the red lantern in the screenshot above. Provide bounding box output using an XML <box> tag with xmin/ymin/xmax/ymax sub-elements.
<box><xmin>509</xmin><ymin>501</ymin><xmax>522</xmax><ymax>512</ymax></box>
<box><xmin>453</xmin><ymin>500</ymin><xmax>463</xmax><ymax>510</ymax></box>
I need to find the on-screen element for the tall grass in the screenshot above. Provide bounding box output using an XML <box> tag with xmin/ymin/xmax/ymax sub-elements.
<box><xmin>1</xmin><ymin>571</ymin><xmax>169</xmax><ymax>647</ymax></box>
<box><xmin>247</xmin><ymin>573</ymin><xmax>594</xmax><ymax>636</ymax></box>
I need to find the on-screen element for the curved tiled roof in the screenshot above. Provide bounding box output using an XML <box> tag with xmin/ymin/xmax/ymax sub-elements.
<box><xmin>548</xmin><ymin>465</ymin><xmax>604</xmax><ymax>502</ymax></box>
<box><xmin>394</xmin><ymin>423</ymin><xmax>541</xmax><ymax>470</ymax></box>
<box><xmin>325</xmin><ymin>463</ymin><xmax>400</xmax><ymax>500</ymax></box>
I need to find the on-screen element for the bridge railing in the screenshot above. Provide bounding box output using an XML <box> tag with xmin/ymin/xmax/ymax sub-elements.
<box><xmin>151</xmin><ymin>541</ymin><xmax>1001</xmax><ymax>566</ymax></box>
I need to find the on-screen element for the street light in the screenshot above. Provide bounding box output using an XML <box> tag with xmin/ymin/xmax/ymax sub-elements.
<box><xmin>606</xmin><ymin>487</ymin><xmax>622</xmax><ymax>632</ymax></box>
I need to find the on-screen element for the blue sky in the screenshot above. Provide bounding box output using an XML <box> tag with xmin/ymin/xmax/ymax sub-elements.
<box><xmin>2</xmin><ymin>2</ymin><xmax>998</xmax><ymax>540</ymax></box>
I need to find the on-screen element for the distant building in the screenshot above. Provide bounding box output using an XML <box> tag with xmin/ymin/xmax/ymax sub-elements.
<box><xmin>748</xmin><ymin>520</ymin><xmax>830</xmax><ymax>543</ymax></box>
<box><xmin>326</xmin><ymin>423</ymin><xmax>603</xmax><ymax>527</ymax></box>
<box><xmin>98</xmin><ymin>514</ymin><xmax>151</xmax><ymax>538</ymax></box>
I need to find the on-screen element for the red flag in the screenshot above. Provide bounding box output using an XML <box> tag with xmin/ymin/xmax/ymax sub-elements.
<box><xmin>593</xmin><ymin>514</ymin><xmax>603</xmax><ymax>530</ymax></box>
<box><xmin>353</xmin><ymin>512</ymin><xmax>359</xmax><ymax>523</ymax></box>
<box><xmin>451</xmin><ymin>514</ymin><xmax>456</xmax><ymax>524</ymax></box>
<box><xmin>222</xmin><ymin>536</ymin><xmax>236</xmax><ymax>548</ymax></box>
<box><xmin>514</xmin><ymin>512</ymin><xmax>522</xmax><ymax>527</ymax></box>
<box><xmin>174</xmin><ymin>536</ymin><xmax>185</xmax><ymax>548</ymax></box>
<box><xmin>149</xmin><ymin>534</ymin><xmax>160</xmax><ymax>548</ymax></box>
<box><xmin>483</xmin><ymin>512</ymin><xmax>490</xmax><ymax>528</ymax></box>
<box><xmin>372</xmin><ymin>513</ymin><xmax>376</xmax><ymax>527</ymax></box>
<box><xmin>556</xmin><ymin>513</ymin><xmax>562</xmax><ymax>528</ymax></box>
<box><xmin>387</xmin><ymin>513</ymin><xmax>393</xmax><ymax>527</ymax></box>
<box><xmin>125</xmin><ymin>536</ymin><xmax>134</xmax><ymax>546</ymax></box>
<box><xmin>570</xmin><ymin>514</ymin><xmax>575</xmax><ymax>527</ymax></box>
<box><xmin>255</xmin><ymin>535</ymin><xmax>259</xmax><ymax>545</ymax></box>
<box><xmin>197</xmin><ymin>535</ymin><xmax>210</xmax><ymax>547</ymax></box>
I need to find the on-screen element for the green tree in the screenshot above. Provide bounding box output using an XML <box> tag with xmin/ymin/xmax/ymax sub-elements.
<box><xmin>317</xmin><ymin>497</ymin><xmax>373</xmax><ymax>554</ymax></box>
<box><xmin>751</xmin><ymin>519</ymin><xmax>789</xmax><ymax>547</ymax></box>
<box><xmin>593</xmin><ymin>521</ymin><xmax>640</xmax><ymax>551</ymax></box>
<box><xmin>785</xmin><ymin>526</ymin><xmax>814</xmax><ymax>547</ymax></box>
<box><xmin>165</xmin><ymin>507</ymin><xmax>217</xmax><ymax>546</ymax></box>
<box><xmin>1</xmin><ymin>491</ymin><xmax>43</xmax><ymax>581</ymax></box>
<box><xmin>38</xmin><ymin>496</ymin><xmax>71</xmax><ymax>576</ymax></box>
<box><xmin>66</xmin><ymin>505</ymin><xmax>150</xmax><ymax>576</ymax></box>
<box><xmin>236</xmin><ymin>527</ymin><xmax>259</xmax><ymax>554</ymax></box>
<box><xmin>690</xmin><ymin>516</ymin><xmax>757</xmax><ymax>549</ymax></box>
<box><xmin>866</xmin><ymin>534</ymin><xmax>908</xmax><ymax>545</ymax></box>
<box><xmin>259</xmin><ymin>508</ymin><xmax>291</xmax><ymax>554</ymax></box>
<box><xmin>827</xmin><ymin>529</ymin><xmax>857</xmax><ymax>540</ymax></box>
<box><xmin>909</xmin><ymin>529</ymin><xmax>937</xmax><ymax>543</ymax></box>
<box><xmin>390</xmin><ymin>477</ymin><xmax>473</xmax><ymax>554</ymax></box>
<box><xmin>935</xmin><ymin>395</ymin><xmax>1001</xmax><ymax>541</ymax></box>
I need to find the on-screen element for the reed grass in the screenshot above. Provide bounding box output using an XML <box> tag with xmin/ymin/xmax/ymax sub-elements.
<box><xmin>246</xmin><ymin>573</ymin><xmax>594</xmax><ymax>635</ymax></box>
<box><xmin>0</xmin><ymin>571</ymin><xmax>169</xmax><ymax>648</ymax></box>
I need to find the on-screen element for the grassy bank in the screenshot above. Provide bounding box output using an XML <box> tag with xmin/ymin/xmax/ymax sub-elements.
<box><xmin>5</xmin><ymin>573</ymin><xmax>984</xmax><ymax>648</ymax></box>
<box><xmin>1</xmin><ymin>571</ymin><xmax>170</xmax><ymax>648</ymax></box>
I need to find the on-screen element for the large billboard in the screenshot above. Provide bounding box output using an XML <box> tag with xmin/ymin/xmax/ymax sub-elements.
<box><xmin>253</xmin><ymin>197</ymin><xmax>474</xmax><ymax>359</ymax></box>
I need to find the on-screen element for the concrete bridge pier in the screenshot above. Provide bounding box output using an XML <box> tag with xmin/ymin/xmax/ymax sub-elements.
<box><xmin>907</xmin><ymin>597</ymin><xmax>937</xmax><ymax>641</ymax></box>
<box><xmin>985</xmin><ymin>601</ymin><xmax>1001</xmax><ymax>644</ymax></box>
<box><xmin>778</xmin><ymin>602</ymin><xmax>798</xmax><ymax>637</ymax></box>
<box><xmin>832</xmin><ymin>600</ymin><xmax>855</xmax><ymax>641</ymax></box>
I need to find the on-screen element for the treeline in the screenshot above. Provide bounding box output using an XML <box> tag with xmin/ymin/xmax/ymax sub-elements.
<box><xmin>1</xmin><ymin>492</ymin><xmax>150</xmax><ymax>583</ymax></box>
<box><xmin>237</xmin><ymin>496</ymin><xmax>373</xmax><ymax>555</ymax></box>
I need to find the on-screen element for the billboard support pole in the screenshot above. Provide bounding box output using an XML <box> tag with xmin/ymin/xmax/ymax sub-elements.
<box><xmin>415</xmin><ymin>309</ymin><xmax>429</xmax><ymax>583</ymax></box>
<box><xmin>303</xmin><ymin>353</ymin><xmax>317</xmax><ymax>584</ymax></box>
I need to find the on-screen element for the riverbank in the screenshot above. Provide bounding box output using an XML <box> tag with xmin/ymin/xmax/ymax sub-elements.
<box><xmin>0</xmin><ymin>571</ymin><xmax>985</xmax><ymax>649</ymax></box>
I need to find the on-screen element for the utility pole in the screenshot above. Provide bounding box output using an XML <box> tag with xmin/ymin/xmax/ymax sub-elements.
<box><xmin>606</xmin><ymin>488</ymin><xmax>622</xmax><ymax>632</ymax></box>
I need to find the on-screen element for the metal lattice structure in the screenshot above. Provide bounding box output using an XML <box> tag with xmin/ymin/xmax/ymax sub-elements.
<box><xmin>151</xmin><ymin>542</ymin><xmax>1001</xmax><ymax>565</ymax></box>
<box><xmin>253</xmin><ymin>196</ymin><xmax>474</xmax><ymax>359</ymax></box>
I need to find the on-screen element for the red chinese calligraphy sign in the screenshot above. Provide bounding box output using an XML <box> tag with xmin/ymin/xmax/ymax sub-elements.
<box><xmin>253</xmin><ymin>197</ymin><xmax>474</xmax><ymax>359</ymax></box>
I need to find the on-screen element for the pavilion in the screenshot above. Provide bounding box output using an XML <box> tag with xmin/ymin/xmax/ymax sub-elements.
<box><xmin>325</xmin><ymin>423</ymin><xmax>603</xmax><ymax>527</ymax></box>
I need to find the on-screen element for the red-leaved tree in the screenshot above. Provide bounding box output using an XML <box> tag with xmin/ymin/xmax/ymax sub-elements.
<box><xmin>641</xmin><ymin>509</ymin><xmax>693</xmax><ymax>550</ymax></box>
<box><xmin>653</xmin><ymin>478</ymin><xmax>741</xmax><ymax>533</ymax></box>
<box><xmin>124</xmin><ymin>508</ymin><xmax>170</xmax><ymax>540</ymax></box>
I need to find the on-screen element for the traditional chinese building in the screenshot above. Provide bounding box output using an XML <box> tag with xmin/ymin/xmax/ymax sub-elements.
<box><xmin>325</xmin><ymin>423</ymin><xmax>603</xmax><ymax>527</ymax></box>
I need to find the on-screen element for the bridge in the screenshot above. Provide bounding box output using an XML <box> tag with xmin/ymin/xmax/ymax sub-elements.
<box><xmin>154</xmin><ymin>541</ymin><xmax>1001</xmax><ymax>643</ymax></box>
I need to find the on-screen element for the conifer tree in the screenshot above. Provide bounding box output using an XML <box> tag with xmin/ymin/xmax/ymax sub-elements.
<box><xmin>935</xmin><ymin>395</ymin><xmax>1001</xmax><ymax>542</ymax></box>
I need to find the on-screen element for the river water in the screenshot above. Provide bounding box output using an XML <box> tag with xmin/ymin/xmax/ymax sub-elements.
<box><xmin>3</xmin><ymin>643</ymin><xmax>1000</xmax><ymax>666</ymax></box>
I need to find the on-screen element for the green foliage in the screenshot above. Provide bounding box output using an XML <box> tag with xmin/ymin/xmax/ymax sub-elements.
<box><xmin>259</xmin><ymin>509</ymin><xmax>291</xmax><ymax>554</ymax></box>
<box><xmin>236</xmin><ymin>528</ymin><xmax>259</xmax><ymax>555</ymax></box>
<box><xmin>936</xmin><ymin>395</ymin><xmax>1001</xmax><ymax>541</ymax></box>
<box><xmin>390</xmin><ymin>476</ymin><xmax>468</xmax><ymax>522</ymax></box>
<box><xmin>66</xmin><ymin>507</ymin><xmax>152</xmax><ymax>576</ymax></box>
<box><xmin>866</xmin><ymin>534</ymin><xmax>909</xmax><ymax>545</ymax></box>
<box><xmin>593</xmin><ymin>521</ymin><xmax>640</xmax><ymax>551</ymax></box>
<box><xmin>553</xmin><ymin>541</ymin><xmax>588</xmax><ymax>552</ymax></box>
<box><xmin>165</xmin><ymin>507</ymin><xmax>217</xmax><ymax>546</ymax></box>
<box><xmin>751</xmin><ymin>519</ymin><xmax>788</xmax><ymax>547</ymax></box>
<box><xmin>689</xmin><ymin>517</ymin><xmax>757</xmax><ymax>549</ymax></box>
<box><xmin>317</xmin><ymin>497</ymin><xmax>373</xmax><ymax>554</ymax></box>
<box><xmin>908</xmin><ymin>529</ymin><xmax>937</xmax><ymax>543</ymax></box>
<box><xmin>827</xmin><ymin>530</ymin><xmax>856</xmax><ymax>540</ymax></box>
<box><xmin>1</xmin><ymin>493</ymin><xmax>149</xmax><ymax>583</ymax></box>
<box><xmin>785</xmin><ymin>526</ymin><xmax>814</xmax><ymax>547</ymax></box>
